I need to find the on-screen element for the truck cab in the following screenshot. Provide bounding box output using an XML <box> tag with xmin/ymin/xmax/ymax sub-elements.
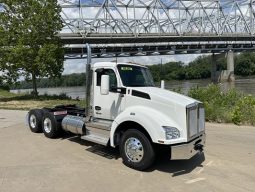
<box><xmin>27</xmin><ymin>62</ymin><xmax>205</xmax><ymax>170</ymax></box>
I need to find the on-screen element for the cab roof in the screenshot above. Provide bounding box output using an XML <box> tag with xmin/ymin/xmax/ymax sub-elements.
<box><xmin>92</xmin><ymin>62</ymin><xmax>147</xmax><ymax>68</ymax></box>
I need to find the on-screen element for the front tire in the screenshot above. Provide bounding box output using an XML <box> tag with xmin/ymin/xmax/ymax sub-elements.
<box><xmin>42</xmin><ymin>112</ymin><xmax>61</xmax><ymax>138</ymax></box>
<box><xmin>120</xmin><ymin>129</ymin><xmax>155</xmax><ymax>171</ymax></box>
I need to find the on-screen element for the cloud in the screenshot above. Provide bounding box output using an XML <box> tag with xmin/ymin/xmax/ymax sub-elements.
<box><xmin>63</xmin><ymin>59</ymin><xmax>86</xmax><ymax>74</ymax></box>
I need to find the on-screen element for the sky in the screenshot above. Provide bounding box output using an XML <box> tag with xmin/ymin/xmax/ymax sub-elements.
<box><xmin>61</xmin><ymin>0</ymin><xmax>203</xmax><ymax>74</ymax></box>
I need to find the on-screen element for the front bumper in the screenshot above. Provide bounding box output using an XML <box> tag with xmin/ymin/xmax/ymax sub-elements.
<box><xmin>171</xmin><ymin>133</ymin><xmax>206</xmax><ymax>160</ymax></box>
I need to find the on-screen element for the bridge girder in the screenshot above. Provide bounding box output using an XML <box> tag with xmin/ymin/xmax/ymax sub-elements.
<box><xmin>64</xmin><ymin>42</ymin><xmax>255</xmax><ymax>59</ymax></box>
<box><xmin>59</xmin><ymin>0</ymin><xmax>255</xmax><ymax>38</ymax></box>
<box><xmin>58</xmin><ymin>0</ymin><xmax>255</xmax><ymax>57</ymax></box>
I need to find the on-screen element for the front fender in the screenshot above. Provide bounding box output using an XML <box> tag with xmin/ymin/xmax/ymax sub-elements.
<box><xmin>110</xmin><ymin>106</ymin><xmax>180</xmax><ymax>147</ymax></box>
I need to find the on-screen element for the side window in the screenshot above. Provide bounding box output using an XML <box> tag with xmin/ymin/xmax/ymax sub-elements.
<box><xmin>96</xmin><ymin>69</ymin><xmax>117</xmax><ymax>90</ymax></box>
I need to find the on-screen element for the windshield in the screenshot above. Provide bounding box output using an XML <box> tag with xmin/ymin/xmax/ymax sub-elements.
<box><xmin>117</xmin><ymin>64</ymin><xmax>155</xmax><ymax>87</ymax></box>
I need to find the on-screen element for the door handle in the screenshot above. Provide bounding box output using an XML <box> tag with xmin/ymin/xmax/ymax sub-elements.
<box><xmin>95</xmin><ymin>106</ymin><xmax>101</xmax><ymax>111</ymax></box>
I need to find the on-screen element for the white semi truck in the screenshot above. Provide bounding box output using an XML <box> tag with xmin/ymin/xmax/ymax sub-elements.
<box><xmin>27</xmin><ymin>47</ymin><xmax>205</xmax><ymax>170</ymax></box>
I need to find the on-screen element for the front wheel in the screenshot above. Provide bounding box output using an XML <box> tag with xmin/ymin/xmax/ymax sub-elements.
<box><xmin>120</xmin><ymin>129</ymin><xmax>155</xmax><ymax>171</ymax></box>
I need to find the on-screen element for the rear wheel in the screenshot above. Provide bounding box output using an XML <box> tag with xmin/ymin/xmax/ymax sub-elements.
<box><xmin>42</xmin><ymin>112</ymin><xmax>61</xmax><ymax>138</ymax></box>
<box><xmin>120</xmin><ymin>129</ymin><xmax>155</xmax><ymax>171</ymax></box>
<box><xmin>28</xmin><ymin>109</ymin><xmax>43</xmax><ymax>133</ymax></box>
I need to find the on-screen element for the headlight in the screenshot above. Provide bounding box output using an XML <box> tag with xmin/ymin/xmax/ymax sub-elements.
<box><xmin>162</xmin><ymin>126</ymin><xmax>180</xmax><ymax>140</ymax></box>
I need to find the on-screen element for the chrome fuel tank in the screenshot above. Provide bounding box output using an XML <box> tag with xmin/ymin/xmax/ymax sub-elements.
<box><xmin>62</xmin><ymin>115</ymin><xmax>85</xmax><ymax>135</ymax></box>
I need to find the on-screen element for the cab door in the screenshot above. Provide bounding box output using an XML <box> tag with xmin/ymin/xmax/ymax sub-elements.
<box><xmin>93</xmin><ymin>68</ymin><xmax>124</xmax><ymax>120</ymax></box>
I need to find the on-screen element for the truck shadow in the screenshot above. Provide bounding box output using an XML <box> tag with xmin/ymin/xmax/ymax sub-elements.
<box><xmin>65</xmin><ymin>134</ymin><xmax>120</xmax><ymax>160</ymax></box>
<box><xmin>149</xmin><ymin>153</ymin><xmax>205</xmax><ymax>176</ymax></box>
<box><xmin>63</xmin><ymin>134</ymin><xmax>205</xmax><ymax>176</ymax></box>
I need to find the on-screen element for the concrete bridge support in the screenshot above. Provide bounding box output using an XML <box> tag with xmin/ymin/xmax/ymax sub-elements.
<box><xmin>226</xmin><ymin>50</ymin><xmax>235</xmax><ymax>82</ymax></box>
<box><xmin>211</xmin><ymin>54</ymin><xmax>218</xmax><ymax>82</ymax></box>
<box><xmin>211</xmin><ymin>51</ymin><xmax>235</xmax><ymax>82</ymax></box>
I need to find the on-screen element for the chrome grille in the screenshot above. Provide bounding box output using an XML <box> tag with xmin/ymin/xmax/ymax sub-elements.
<box><xmin>187</xmin><ymin>103</ymin><xmax>205</xmax><ymax>139</ymax></box>
<box><xmin>198</xmin><ymin>107</ymin><xmax>205</xmax><ymax>132</ymax></box>
<box><xmin>188</xmin><ymin>107</ymin><xmax>198</xmax><ymax>137</ymax></box>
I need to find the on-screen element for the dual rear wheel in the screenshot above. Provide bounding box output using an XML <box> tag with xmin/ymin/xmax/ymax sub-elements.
<box><xmin>28</xmin><ymin>109</ymin><xmax>61</xmax><ymax>138</ymax></box>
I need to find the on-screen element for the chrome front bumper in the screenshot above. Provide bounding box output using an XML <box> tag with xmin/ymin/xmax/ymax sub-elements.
<box><xmin>171</xmin><ymin>133</ymin><xmax>206</xmax><ymax>160</ymax></box>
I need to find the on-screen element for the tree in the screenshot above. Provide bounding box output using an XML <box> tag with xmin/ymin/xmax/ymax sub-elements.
<box><xmin>0</xmin><ymin>0</ymin><xmax>64</xmax><ymax>96</ymax></box>
<box><xmin>186</xmin><ymin>55</ymin><xmax>211</xmax><ymax>79</ymax></box>
<box><xmin>235</xmin><ymin>53</ymin><xmax>255</xmax><ymax>76</ymax></box>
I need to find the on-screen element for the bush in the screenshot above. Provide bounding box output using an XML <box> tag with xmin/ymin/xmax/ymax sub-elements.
<box><xmin>231</xmin><ymin>96</ymin><xmax>255</xmax><ymax>125</ymax></box>
<box><xmin>0</xmin><ymin>85</ymin><xmax>10</xmax><ymax>91</ymax></box>
<box><xmin>188</xmin><ymin>84</ymin><xmax>255</xmax><ymax>125</ymax></box>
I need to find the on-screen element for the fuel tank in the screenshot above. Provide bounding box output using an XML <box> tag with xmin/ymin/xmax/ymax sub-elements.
<box><xmin>62</xmin><ymin>115</ymin><xmax>85</xmax><ymax>135</ymax></box>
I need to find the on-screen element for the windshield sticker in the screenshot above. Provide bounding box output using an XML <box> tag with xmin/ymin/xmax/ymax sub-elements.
<box><xmin>121</xmin><ymin>67</ymin><xmax>133</xmax><ymax>71</ymax></box>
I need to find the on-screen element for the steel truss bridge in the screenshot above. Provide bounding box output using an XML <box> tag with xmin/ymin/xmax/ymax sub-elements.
<box><xmin>59</xmin><ymin>0</ymin><xmax>255</xmax><ymax>58</ymax></box>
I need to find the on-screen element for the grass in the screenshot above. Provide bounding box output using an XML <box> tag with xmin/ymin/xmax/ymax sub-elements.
<box><xmin>188</xmin><ymin>84</ymin><xmax>255</xmax><ymax>126</ymax></box>
<box><xmin>0</xmin><ymin>89</ymin><xmax>85</xmax><ymax>110</ymax></box>
<box><xmin>0</xmin><ymin>89</ymin><xmax>17</xmax><ymax>98</ymax></box>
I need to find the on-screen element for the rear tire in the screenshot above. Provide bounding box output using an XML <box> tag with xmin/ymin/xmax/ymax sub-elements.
<box><xmin>28</xmin><ymin>109</ymin><xmax>43</xmax><ymax>133</ymax></box>
<box><xmin>42</xmin><ymin>112</ymin><xmax>61</xmax><ymax>138</ymax></box>
<box><xmin>120</xmin><ymin>129</ymin><xmax>155</xmax><ymax>171</ymax></box>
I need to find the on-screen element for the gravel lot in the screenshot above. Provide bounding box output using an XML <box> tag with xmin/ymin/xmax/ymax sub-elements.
<box><xmin>0</xmin><ymin>110</ymin><xmax>254</xmax><ymax>192</ymax></box>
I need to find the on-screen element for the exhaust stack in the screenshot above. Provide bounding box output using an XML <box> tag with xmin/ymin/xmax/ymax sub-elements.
<box><xmin>85</xmin><ymin>44</ymin><xmax>92</xmax><ymax>118</ymax></box>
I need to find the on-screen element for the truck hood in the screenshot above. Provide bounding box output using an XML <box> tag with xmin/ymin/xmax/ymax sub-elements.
<box><xmin>132</xmin><ymin>87</ymin><xmax>199</xmax><ymax>107</ymax></box>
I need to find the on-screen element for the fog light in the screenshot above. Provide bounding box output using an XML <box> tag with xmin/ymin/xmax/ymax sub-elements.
<box><xmin>162</xmin><ymin>126</ymin><xmax>180</xmax><ymax>140</ymax></box>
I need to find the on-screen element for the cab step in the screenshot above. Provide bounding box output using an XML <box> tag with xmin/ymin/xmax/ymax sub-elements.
<box><xmin>81</xmin><ymin>132</ymin><xmax>109</xmax><ymax>146</ymax></box>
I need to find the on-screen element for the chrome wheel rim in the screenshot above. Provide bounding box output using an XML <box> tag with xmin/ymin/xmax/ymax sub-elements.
<box><xmin>124</xmin><ymin>137</ymin><xmax>144</xmax><ymax>163</ymax></box>
<box><xmin>43</xmin><ymin>118</ymin><xmax>52</xmax><ymax>133</ymax></box>
<box><xmin>29</xmin><ymin>114</ymin><xmax>37</xmax><ymax>129</ymax></box>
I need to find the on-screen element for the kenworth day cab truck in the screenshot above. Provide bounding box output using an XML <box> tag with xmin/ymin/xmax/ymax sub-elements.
<box><xmin>27</xmin><ymin>46</ymin><xmax>205</xmax><ymax>170</ymax></box>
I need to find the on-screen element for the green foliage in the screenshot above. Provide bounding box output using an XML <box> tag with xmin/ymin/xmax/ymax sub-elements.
<box><xmin>188</xmin><ymin>84</ymin><xmax>229</xmax><ymax>122</ymax></box>
<box><xmin>171</xmin><ymin>87</ymin><xmax>183</xmax><ymax>94</ymax></box>
<box><xmin>149</xmin><ymin>62</ymin><xmax>182</xmax><ymax>82</ymax></box>
<box><xmin>148</xmin><ymin>56</ymin><xmax>214</xmax><ymax>81</ymax></box>
<box><xmin>0</xmin><ymin>78</ymin><xmax>9</xmax><ymax>90</ymax></box>
<box><xmin>0</xmin><ymin>88</ymin><xmax>16</xmax><ymax>98</ymax></box>
<box><xmin>188</xmin><ymin>84</ymin><xmax>255</xmax><ymax>125</ymax></box>
<box><xmin>231</xmin><ymin>96</ymin><xmax>255</xmax><ymax>125</ymax></box>
<box><xmin>185</xmin><ymin>56</ymin><xmax>211</xmax><ymax>79</ymax></box>
<box><xmin>235</xmin><ymin>53</ymin><xmax>255</xmax><ymax>76</ymax></box>
<box><xmin>148</xmin><ymin>52</ymin><xmax>255</xmax><ymax>82</ymax></box>
<box><xmin>0</xmin><ymin>0</ymin><xmax>64</xmax><ymax>95</ymax></box>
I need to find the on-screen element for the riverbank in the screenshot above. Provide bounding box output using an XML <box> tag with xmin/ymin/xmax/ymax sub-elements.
<box><xmin>0</xmin><ymin>89</ymin><xmax>85</xmax><ymax>110</ymax></box>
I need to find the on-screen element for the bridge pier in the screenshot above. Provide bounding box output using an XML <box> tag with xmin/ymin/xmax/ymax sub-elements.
<box><xmin>211</xmin><ymin>54</ymin><xmax>218</xmax><ymax>82</ymax></box>
<box><xmin>211</xmin><ymin>51</ymin><xmax>235</xmax><ymax>82</ymax></box>
<box><xmin>226</xmin><ymin>50</ymin><xmax>235</xmax><ymax>82</ymax></box>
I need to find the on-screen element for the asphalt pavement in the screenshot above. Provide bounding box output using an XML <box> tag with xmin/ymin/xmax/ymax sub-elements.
<box><xmin>0</xmin><ymin>110</ymin><xmax>254</xmax><ymax>192</ymax></box>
